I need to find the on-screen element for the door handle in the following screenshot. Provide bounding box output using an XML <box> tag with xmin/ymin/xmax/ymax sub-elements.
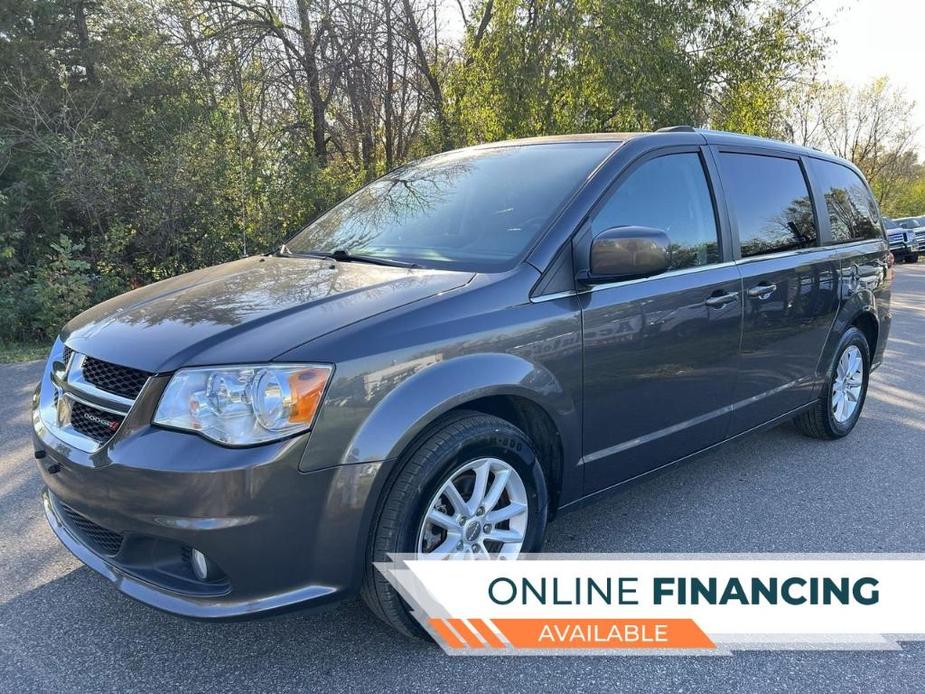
<box><xmin>746</xmin><ymin>282</ymin><xmax>777</xmax><ymax>299</ymax></box>
<box><xmin>704</xmin><ymin>291</ymin><xmax>739</xmax><ymax>308</ymax></box>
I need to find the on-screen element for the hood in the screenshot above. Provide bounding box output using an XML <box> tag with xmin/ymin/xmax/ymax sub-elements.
<box><xmin>63</xmin><ymin>256</ymin><xmax>473</xmax><ymax>372</ymax></box>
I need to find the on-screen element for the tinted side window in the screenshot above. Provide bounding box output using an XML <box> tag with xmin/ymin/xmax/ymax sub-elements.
<box><xmin>592</xmin><ymin>153</ymin><xmax>719</xmax><ymax>270</ymax></box>
<box><xmin>811</xmin><ymin>160</ymin><xmax>881</xmax><ymax>242</ymax></box>
<box><xmin>718</xmin><ymin>153</ymin><xmax>817</xmax><ymax>257</ymax></box>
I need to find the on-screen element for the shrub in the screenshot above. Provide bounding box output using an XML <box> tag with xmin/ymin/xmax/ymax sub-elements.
<box><xmin>28</xmin><ymin>235</ymin><xmax>93</xmax><ymax>340</ymax></box>
<box><xmin>0</xmin><ymin>271</ymin><xmax>33</xmax><ymax>342</ymax></box>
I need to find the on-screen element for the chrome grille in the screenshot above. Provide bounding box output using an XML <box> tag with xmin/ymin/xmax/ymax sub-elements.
<box><xmin>39</xmin><ymin>347</ymin><xmax>143</xmax><ymax>452</ymax></box>
<box><xmin>58</xmin><ymin>501</ymin><xmax>124</xmax><ymax>556</ymax></box>
<box><xmin>82</xmin><ymin>357</ymin><xmax>150</xmax><ymax>399</ymax></box>
<box><xmin>70</xmin><ymin>400</ymin><xmax>125</xmax><ymax>443</ymax></box>
<box><xmin>888</xmin><ymin>231</ymin><xmax>911</xmax><ymax>247</ymax></box>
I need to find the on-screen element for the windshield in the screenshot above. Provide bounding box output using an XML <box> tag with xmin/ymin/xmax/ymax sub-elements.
<box><xmin>883</xmin><ymin>217</ymin><xmax>898</xmax><ymax>229</ymax></box>
<box><xmin>285</xmin><ymin>143</ymin><xmax>614</xmax><ymax>271</ymax></box>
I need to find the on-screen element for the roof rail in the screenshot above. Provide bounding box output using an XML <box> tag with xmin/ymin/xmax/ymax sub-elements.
<box><xmin>656</xmin><ymin>125</ymin><xmax>697</xmax><ymax>133</ymax></box>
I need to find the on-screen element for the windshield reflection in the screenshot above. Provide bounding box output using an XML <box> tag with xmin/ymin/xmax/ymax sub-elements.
<box><xmin>286</xmin><ymin>143</ymin><xmax>613</xmax><ymax>272</ymax></box>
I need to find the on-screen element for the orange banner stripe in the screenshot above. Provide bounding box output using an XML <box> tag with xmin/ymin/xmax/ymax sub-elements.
<box><xmin>490</xmin><ymin>619</ymin><xmax>715</xmax><ymax>650</ymax></box>
<box><xmin>469</xmin><ymin>619</ymin><xmax>506</xmax><ymax>649</ymax></box>
<box><xmin>446</xmin><ymin>619</ymin><xmax>484</xmax><ymax>648</ymax></box>
<box><xmin>429</xmin><ymin>619</ymin><xmax>465</xmax><ymax>649</ymax></box>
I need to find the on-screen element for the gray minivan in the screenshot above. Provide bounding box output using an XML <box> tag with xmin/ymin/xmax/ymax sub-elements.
<box><xmin>32</xmin><ymin>128</ymin><xmax>892</xmax><ymax>637</ymax></box>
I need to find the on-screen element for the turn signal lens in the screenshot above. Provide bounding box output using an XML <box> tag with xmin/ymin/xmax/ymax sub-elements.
<box><xmin>154</xmin><ymin>364</ymin><xmax>333</xmax><ymax>446</ymax></box>
<box><xmin>288</xmin><ymin>369</ymin><xmax>330</xmax><ymax>425</ymax></box>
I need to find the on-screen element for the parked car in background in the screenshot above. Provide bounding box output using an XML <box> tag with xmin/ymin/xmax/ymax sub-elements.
<box><xmin>895</xmin><ymin>216</ymin><xmax>925</xmax><ymax>262</ymax></box>
<box><xmin>32</xmin><ymin>128</ymin><xmax>892</xmax><ymax>638</ymax></box>
<box><xmin>884</xmin><ymin>217</ymin><xmax>917</xmax><ymax>263</ymax></box>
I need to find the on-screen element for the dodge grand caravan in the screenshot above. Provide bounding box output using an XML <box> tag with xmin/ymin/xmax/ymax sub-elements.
<box><xmin>33</xmin><ymin>128</ymin><xmax>892</xmax><ymax>637</ymax></box>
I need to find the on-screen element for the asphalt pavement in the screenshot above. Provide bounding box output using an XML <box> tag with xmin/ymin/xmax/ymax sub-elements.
<box><xmin>1</xmin><ymin>265</ymin><xmax>924</xmax><ymax>693</ymax></box>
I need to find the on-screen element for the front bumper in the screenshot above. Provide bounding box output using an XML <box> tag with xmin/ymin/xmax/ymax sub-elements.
<box><xmin>34</xmin><ymin>396</ymin><xmax>384</xmax><ymax>619</ymax></box>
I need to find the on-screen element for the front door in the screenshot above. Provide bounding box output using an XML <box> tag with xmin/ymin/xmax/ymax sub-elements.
<box><xmin>714</xmin><ymin>150</ymin><xmax>841</xmax><ymax>435</ymax></box>
<box><xmin>580</xmin><ymin>150</ymin><xmax>743</xmax><ymax>493</ymax></box>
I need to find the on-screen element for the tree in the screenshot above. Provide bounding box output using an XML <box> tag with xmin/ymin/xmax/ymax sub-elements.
<box><xmin>0</xmin><ymin>0</ymin><xmax>860</xmax><ymax>343</ymax></box>
<box><xmin>442</xmin><ymin>0</ymin><xmax>828</xmax><ymax>142</ymax></box>
<box><xmin>888</xmin><ymin>170</ymin><xmax>925</xmax><ymax>217</ymax></box>
<box><xmin>784</xmin><ymin>77</ymin><xmax>921</xmax><ymax>209</ymax></box>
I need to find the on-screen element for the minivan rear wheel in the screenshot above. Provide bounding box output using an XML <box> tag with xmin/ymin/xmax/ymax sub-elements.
<box><xmin>794</xmin><ymin>327</ymin><xmax>870</xmax><ymax>439</ymax></box>
<box><xmin>361</xmin><ymin>411</ymin><xmax>548</xmax><ymax>638</ymax></box>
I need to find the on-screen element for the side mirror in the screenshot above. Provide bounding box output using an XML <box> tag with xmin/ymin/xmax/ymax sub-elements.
<box><xmin>578</xmin><ymin>226</ymin><xmax>671</xmax><ymax>285</ymax></box>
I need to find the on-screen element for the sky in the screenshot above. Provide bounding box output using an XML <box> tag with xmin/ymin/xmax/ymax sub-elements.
<box><xmin>812</xmin><ymin>0</ymin><xmax>925</xmax><ymax>153</ymax></box>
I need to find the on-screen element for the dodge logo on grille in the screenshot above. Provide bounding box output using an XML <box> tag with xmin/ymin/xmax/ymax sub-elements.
<box><xmin>81</xmin><ymin>411</ymin><xmax>120</xmax><ymax>432</ymax></box>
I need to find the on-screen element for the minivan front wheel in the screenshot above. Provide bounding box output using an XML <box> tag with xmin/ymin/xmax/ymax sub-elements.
<box><xmin>416</xmin><ymin>456</ymin><xmax>530</xmax><ymax>560</ymax></box>
<box><xmin>794</xmin><ymin>327</ymin><xmax>870</xmax><ymax>439</ymax></box>
<box><xmin>361</xmin><ymin>411</ymin><xmax>548</xmax><ymax>638</ymax></box>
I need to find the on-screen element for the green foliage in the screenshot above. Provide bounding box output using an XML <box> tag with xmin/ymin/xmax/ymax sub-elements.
<box><xmin>30</xmin><ymin>235</ymin><xmax>93</xmax><ymax>338</ymax></box>
<box><xmin>0</xmin><ymin>0</ymin><xmax>871</xmax><ymax>348</ymax></box>
<box><xmin>0</xmin><ymin>272</ymin><xmax>30</xmax><ymax>341</ymax></box>
<box><xmin>0</xmin><ymin>0</ymin><xmax>355</xmax><ymax>343</ymax></box>
<box><xmin>885</xmin><ymin>172</ymin><xmax>925</xmax><ymax>217</ymax></box>
<box><xmin>0</xmin><ymin>235</ymin><xmax>93</xmax><ymax>342</ymax></box>
<box><xmin>449</xmin><ymin>0</ymin><xmax>826</xmax><ymax>142</ymax></box>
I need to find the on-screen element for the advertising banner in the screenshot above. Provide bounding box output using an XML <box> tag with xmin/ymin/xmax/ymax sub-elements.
<box><xmin>377</xmin><ymin>554</ymin><xmax>925</xmax><ymax>655</ymax></box>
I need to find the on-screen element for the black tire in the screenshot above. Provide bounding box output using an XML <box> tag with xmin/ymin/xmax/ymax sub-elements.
<box><xmin>910</xmin><ymin>254</ymin><xmax>920</xmax><ymax>264</ymax></box>
<box><xmin>794</xmin><ymin>327</ymin><xmax>870</xmax><ymax>440</ymax></box>
<box><xmin>360</xmin><ymin>410</ymin><xmax>549</xmax><ymax>638</ymax></box>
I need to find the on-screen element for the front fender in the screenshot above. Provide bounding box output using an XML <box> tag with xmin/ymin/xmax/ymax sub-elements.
<box><xmin>342</xmin><ymin>353</ymin><xmax>578</xmax><ymax>467</ymax></box>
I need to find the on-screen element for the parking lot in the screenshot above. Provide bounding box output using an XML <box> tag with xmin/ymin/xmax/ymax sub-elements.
<box><xmin>1</xmin><ymin>264</ymin><xmax>923</xmax><ymax>693</ymax></box>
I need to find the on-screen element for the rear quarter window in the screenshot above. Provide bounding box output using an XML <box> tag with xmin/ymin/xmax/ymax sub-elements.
<box><xmin>810</xmin><ymin>159</ymin><xmax>882</xmax><ymax>243</ymax></box>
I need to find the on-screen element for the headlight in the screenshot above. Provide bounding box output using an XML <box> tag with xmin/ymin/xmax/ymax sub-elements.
<box><xmin>153</xmin><ymin>364</ymin><xmax>333</xmax><ymax>446</ymax></box>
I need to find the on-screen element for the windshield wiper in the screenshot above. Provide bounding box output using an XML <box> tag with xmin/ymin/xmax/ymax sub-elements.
<box><xmin>277</xmin><ymin>246</ymin><xmax>420</xmax><ymax>268</ymax></box>
<box><xmin>330</xmin><ymin>249</ymin><xmax>422</xmax><ymax>268</ymax></box>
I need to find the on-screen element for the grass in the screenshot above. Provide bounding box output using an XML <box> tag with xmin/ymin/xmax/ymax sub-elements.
<box><xmin>0</xmin><ymin>341</ymin><xmax>49</xmax><ymax>364</ymax></box>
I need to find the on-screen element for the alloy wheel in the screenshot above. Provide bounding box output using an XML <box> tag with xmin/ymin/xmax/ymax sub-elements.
<box><xmin>832</xmin><ymin>345</ymin><xmax>864</xmax><ymax>423</ymax></box>
<box><xmin>416</xmin><ymin>457</ymin><xmax>529</xmax><ymax>560</ymax></box>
